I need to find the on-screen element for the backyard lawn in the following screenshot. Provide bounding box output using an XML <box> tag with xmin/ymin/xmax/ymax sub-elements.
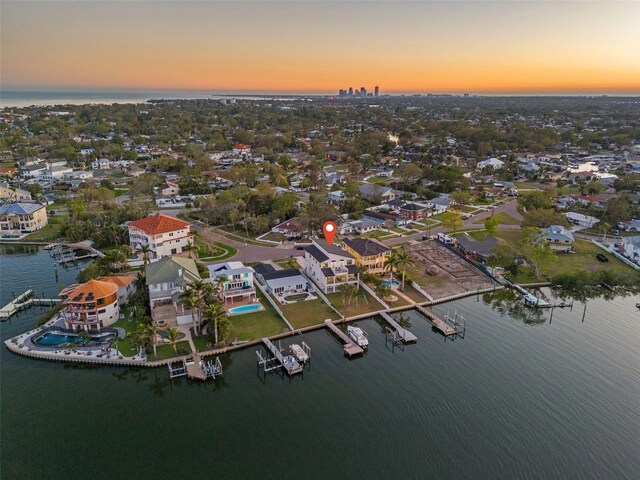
<box><xmin>24</xmin><ymin>220</ymin><xmax>63</xmax><ymax>242</ymax></box>
<box><xmin>325</xmin><ymin>289</ymin><xmax>385</xmax><ymax>317</ymax></box>
<box><xmin>281</xmin><ymin>298</ymin><xmax>339</xmax><ymax>328</ymax></box>
<box><xmin>400</xmin><ymin>284</ymin><xmax>429</xmax><ymax>303</ymax></box>
<box><xmin>148</xmin><ymin>341</ymin><xmax>192</xmax><ymax>361</ymax></box>
<box><xmin>228</xmin><ymin>289</ymin><xmax>289</xmax><ymax>341</ymax></box>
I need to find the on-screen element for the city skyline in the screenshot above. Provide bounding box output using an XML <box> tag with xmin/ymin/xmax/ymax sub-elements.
<box><xmin>2</xmin><ymin>1</ymin><xmax>640</xmax><ymax>94</ymax></box>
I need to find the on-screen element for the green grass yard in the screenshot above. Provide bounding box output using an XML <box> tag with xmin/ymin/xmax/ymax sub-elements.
<box><xmin>325</xmin><ymin>289</ymin><xmax>385</xmax><ymax>317</ymax></box>
<box><xmin>227</xmin><ymin>289</ymin><xmax>289</xmax><ymax>341</ymax></box>
<box><xmin>281</xmin><ymin>298</ymin><xmax>339</xmax><ymax>328</ymax></box>
<box><xmin>148</xmin><ymin>341</ymin><xmax>191</xmax><ymax>361</ymax></box>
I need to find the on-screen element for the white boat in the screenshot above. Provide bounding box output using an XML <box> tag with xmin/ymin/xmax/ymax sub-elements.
<box><xmin>290</xmin><ymin>344</ymin><xmax>309</xmax><ymax>363</ymax></box>
<box><xmin>347</xmin><ymin>326</ymin><xmax>369</xmax><ymax>348</ymax></box>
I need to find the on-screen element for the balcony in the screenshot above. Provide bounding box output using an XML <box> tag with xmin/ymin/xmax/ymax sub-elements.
<box><xmin>223</xmin><ymin>285</ymin><xmax>256</xmax><ymax>298</ymax></box>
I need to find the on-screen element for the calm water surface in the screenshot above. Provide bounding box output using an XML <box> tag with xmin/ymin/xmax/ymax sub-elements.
<box><xmin>1</xmin><ymin>247</ymin><xmax>639</xmax><ymax>479</ymax></box>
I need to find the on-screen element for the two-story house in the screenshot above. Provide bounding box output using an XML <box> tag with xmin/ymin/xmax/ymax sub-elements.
<box><xmin>0</xmin><ymin>202</ymin><xmax>48</xmax><ymax>235</ymax></box>
<box><xmin>304</xmin><ymin>238</ymin><xmax>359</xmax><ymax>293</ymax></box>
<box><xmin>341</xmin><ymin>237</ymin><xmax>391</xmax><ymax>275</ymax></box>
<box><xmin>207</xmin><ymin>261</ymin><xmax>257</xmax><ymax>305</ymax></box>
<box><xmin>128</xmin><ymin>214</ymin><xmax>192</xmax><ymax>261</ymax></box>
<box><xmin>145</xmin><ymin>256</ymin><xmax>201</xmax><ymax>326</ymax></box>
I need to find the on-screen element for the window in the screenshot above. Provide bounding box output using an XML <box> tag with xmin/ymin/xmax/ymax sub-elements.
<box><xmin>171</xmin><ymin>248</ymin><xmax>177</xmax><ymax>254</ymax></box>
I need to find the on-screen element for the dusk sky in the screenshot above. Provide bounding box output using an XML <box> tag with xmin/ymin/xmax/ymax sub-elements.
<box><xmin>2</xmin><ymin>1</ymin><xmax>639</xmax><ymax>94</ymax></box>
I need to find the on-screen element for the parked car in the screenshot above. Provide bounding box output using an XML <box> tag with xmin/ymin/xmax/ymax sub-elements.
<box><xmin>596</xmin><ymin>253</ymin><xmax>609</xmax><ymax>263</ymax></box>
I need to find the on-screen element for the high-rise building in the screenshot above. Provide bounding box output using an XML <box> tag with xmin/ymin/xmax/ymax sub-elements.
<box><xmin>339</xmin><ymin>89</ymin><xmax>347</xmax><ymax>97</ymax></box>
<box><xmin>360</xmin><ymin>87</ymin><xmax>366</xmax><ymax>97</ymax></box>
<box><xmin>374</xmin><ymin>86</ymin><xmax>379</xmax><ymax>97</ymax></box>
<box><xmin>348</xmin><ymin>87</ymin><xmax>354</xmax><ymax>96</ymax></box>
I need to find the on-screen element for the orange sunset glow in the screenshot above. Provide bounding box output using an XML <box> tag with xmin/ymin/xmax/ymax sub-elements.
<box><xmin>2</xmin><ymin>1</ymin><xmax>640</xmax><ymax>94</ymax></box>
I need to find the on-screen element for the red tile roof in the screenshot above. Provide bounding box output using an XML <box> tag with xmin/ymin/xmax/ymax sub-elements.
<box><xmin>234</xmin><ymin>144</ymin><xmax>250</xmax><ymax>149</ymax></box>
<box><xmin>128</xmin><ymin>214</ymin><xmax>190</xmax><ymax>235</ymax></box>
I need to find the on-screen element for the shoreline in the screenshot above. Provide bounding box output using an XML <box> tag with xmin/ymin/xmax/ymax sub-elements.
<box><xmin>5</xmin><ymin>286</ymin><xmax>505</xmax><ymax>368</ymax></box>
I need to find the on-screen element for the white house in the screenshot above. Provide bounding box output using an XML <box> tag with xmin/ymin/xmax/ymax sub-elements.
<box><xmin>128</xmin><ymin>214</ymin><xmax>192</xmax><ymax>261</ymax></box>
<box><xmin>622</xmin><ymin>236</ymin><xmax>640</xmax><ymax>266</ymax></box>
<box><xmin>207</xmin><ymin>261</ymin><xmax>256</xmax><ymax>305</ymax></box>
<box><xmin>477</xmin><ymin>157</ymin><xmax>505</xmax><ymax>170</ymax></box>
<box><xmin>91</xmin><ymin>158</ymin><xmax>111</xmax><ymax>170</ymax></box>
<box><xmin>232</xmin><ymin>144</ymin><xmax>251</xmax><ymax>155</ymax></box>
<box><xmin>539</xmin><ymin>225</ymin><xmax>574</xmax><ymax>252</ymax></box>
<box><xmin>565</xmin><ymin>212</ymin><xmax>599</xmax><ymax>228</ymax></box>
<box><xmin>304</xmin><ymin>238</ymin><xmax>359</xmax><ymax>293</ymax></box>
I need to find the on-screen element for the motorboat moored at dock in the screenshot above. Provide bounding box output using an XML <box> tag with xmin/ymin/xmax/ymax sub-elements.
<box><xmin>347</xmin><ymin>326</ymin><xmax>369</xmax><ymax>349</ymax></box>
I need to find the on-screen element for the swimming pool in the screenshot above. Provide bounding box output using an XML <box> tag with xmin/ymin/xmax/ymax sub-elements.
<box><xmin>34</xmin><ymin>332</ymin><xmax>116</xmax><ymax>347</ymax></box>
<box><xmin>381</xmin><ymin>280</ymin><xmax>400</xmax><ymax>288</ymax></box>
<box><xmin>228</xmin><ymin>304</ymin><xmax>263</xmax><ymax>315</ymax></box>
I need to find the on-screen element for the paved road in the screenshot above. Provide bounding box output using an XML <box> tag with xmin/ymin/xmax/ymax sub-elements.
<box><xmin>384</xmin><ymin>199</ymin><xmax>523</xmax><ymax>246</ymax></box>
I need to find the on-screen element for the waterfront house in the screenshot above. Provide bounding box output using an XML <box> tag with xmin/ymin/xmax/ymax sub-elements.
<box><xmin>0</xmin><ymin>202</ymin><xmax>48</xmax><ymax>235</ymax></box>
<box><xmin>145</xmin><ymin>256</ymin><xmax>201</xmax><ymax>326</ymax></box>
<box><xmin>622</xmin><ymin>236</ymin><xmax>640</xmax><ymax>266</ymax></box>
<box><xmin>304</xmin><ymin>238</ymin><xmax>359</xmax><ymax>293</ymax></box>
<box><xmin>59</xmin><ymin>279</ymin><xmax>120</xmax><ymax>332</ymax></box>
<box><xmin>207</xmin><ymin>261</ymin><xmax>257</xmax><ymax>304</ymax></box>
<box><xmin>127</xmin><ymin>214</ymin><xmax>192</xmax><ymax>261</ymax></box>
<box><xmin>98</xmin><ymin>274</ymin><xmax>137</xmax><ymax>305</ymax></box>
<box><xmin>341</xmin><ymin>237</ymin><xmax>391</xmax><ymax>275</ymax></box>
<box><xmin>539</xmin><ymin>225</ymin><xmax>574</xmax><ymax>252</ymax></box>
<box><xmin>259</xmin><ymin>268</ymin><xmax>310</xmax><ymax>297</ymax></box>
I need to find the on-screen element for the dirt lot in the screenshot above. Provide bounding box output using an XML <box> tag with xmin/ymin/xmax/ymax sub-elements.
<box><xmin>405</xmin><ymin>241</ymin><xmax>497</xmax><ymax>299</ymax></box>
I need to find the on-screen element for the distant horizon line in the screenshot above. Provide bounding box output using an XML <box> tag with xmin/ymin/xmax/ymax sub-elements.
<box><xmin>2</xmin><ymin>87</ymin><xmax>640</xmax><ymax>97</ymax></box>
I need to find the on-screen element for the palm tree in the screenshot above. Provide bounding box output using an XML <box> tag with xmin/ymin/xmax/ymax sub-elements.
<box><xmin>178</xmin><ymin>288</ymin><xmax>200</xmax><ymax>336</ymax></box>
<box><xmin>137</xmin><ymin>244</ymin><xmax>151</xmax><ymax>267</ymax></box>
<box><xmin>184</xmin><ymin>240</ymin><xmax>198</xmax><ymax>259</ymax></box>
<box><xmin>204</xmin><ymin>302</ymin><xmax>227</xmax><ymax>345</ymax></box>
<box><xmin>339</xmin><ymin>283</ymin><xmax>358</xmax><ymax>307</ymax></box>
<box><xmin>166</xmin><ymin>327</ymin><xmax>181</xmax><ymax>354</ymax></box>
<box><xmin>149</xmin><ymin>322</ymin><xmax>159</xmax><ymax>356</ymax></box>
<box><xmin>376</xmin><ymin>283</ymin><xmax>392</xmax><ymax>302</ymax></box>
<box><xmin>126</xmin><ymin>323</ymin><xmax>152</xmax><ymax>356</ymax></box>
<box><xmin>394</xmin><ymin>249</ymin><xmax>415</xmax><ymax>291</ymax></box>
<box><xmin>384</xmin><ymin>250</ymin><xmax>401</xmax><ymax>283</ymax></box>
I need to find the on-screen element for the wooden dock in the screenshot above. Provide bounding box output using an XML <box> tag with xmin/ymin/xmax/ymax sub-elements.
<box><xmin>416</xmin><ymin>307</ymin><xmax>458</xmax><ymax>336</ymax></box>
<box><xmin>0</xmin><ymin>290</ymin><xmax>61</xmax><ymax>319</ymax></box>
<box><xmin>323</xmin><ymin>319</ymin><xmax>364</xmax><ymax>357</ymax></box>
<box><xmin>185</xmin><ymin>354</ymin><xmax>207</xmax><ymax>381</ymax></box>
<box><xmin>261</xmin><ymin>338</ymin><xmax>303</xmax><ymax>375</ymax></box>
<box><xmin>379</xmin><ymin>312</ymin><xmax>417</xmax><ymax>343</ymax></box>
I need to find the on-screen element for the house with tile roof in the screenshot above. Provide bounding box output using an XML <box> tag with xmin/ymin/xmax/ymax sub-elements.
<box><xmin>98</xmin><ymin>274</ymin><xmax>137</xmax><ymax>305</ymax></box>
<box><xmin>304</xmin><ymin>238</ymin><xmax>359</xmax><ymax>293</ymax></box>
<box><xmin>127</xmin><ymin>214</ymin><xmax>192</xmax><ymax>261</ymax></box>
<box><xmin>58</xmin><ymin>279</ymin><xmax>120</xmax><ymax>332</ymax></box>
<box><xmin>0</xmin><ymin>201</ymin><xmax>48</xmax><ymax>235</ymax></box>
<box><xmin>341</xmin><ymin>237</ymin><xmax>391</xmax><ymax>275</ymax></box>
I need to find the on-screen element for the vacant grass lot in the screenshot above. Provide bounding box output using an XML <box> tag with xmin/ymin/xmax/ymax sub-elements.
<box><xmin>473</xmin><ymin>211</ymin><xmax>521</xmax><ymax>226</ymax></box>
<box><xmin>281</xmin><ymin>298</ymin><xmax>339</xmax><ymax>328</ymax></box>
<box><xmin>326</xmin><ymin>289</ymin><xmax>385</xmax><ymax>317</ymax></box>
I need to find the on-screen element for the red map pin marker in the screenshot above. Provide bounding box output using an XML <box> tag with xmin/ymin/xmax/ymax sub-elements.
<box><xmin>323</xmin><ymin>221</ymin><xmax>337</xmax><ymax>245</ymax></box>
